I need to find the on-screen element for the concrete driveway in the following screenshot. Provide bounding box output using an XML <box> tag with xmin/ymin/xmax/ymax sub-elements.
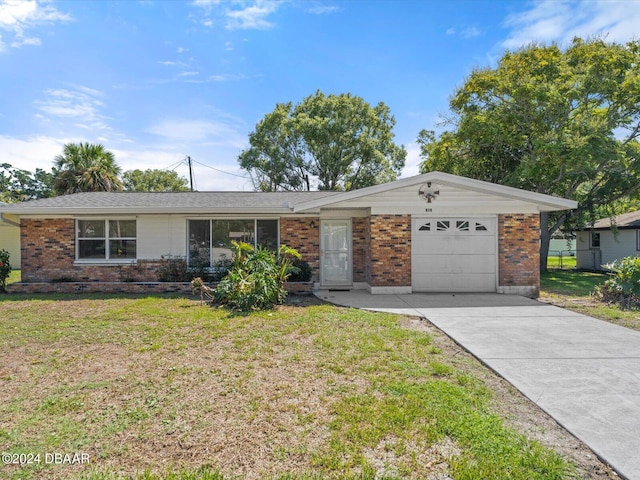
<box><xmin>317</xmin><ymin>291</ymin><xmax>640</xmax><ymax>480</ymax></box>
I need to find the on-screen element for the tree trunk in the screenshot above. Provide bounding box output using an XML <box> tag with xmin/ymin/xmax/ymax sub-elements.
<box><xmin>539</xmin><ymin>212</ymin><xmax>550</xmax><ymax>273</ymax></box>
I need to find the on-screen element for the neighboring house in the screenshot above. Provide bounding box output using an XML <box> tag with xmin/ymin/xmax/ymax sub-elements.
<box><xmin>576</xmin><ymin>210</ymin><xmax>640</xmax><ymax>271</ymax></box>
<box><xmin>0</xmin><ymin>171</ymin><xmax>576</xmax><ymax>296</ymax></box>
<box><xmin>0</xmin><ymin>202</ymin><xmax>20</xmax><ymax>268</ymax></box>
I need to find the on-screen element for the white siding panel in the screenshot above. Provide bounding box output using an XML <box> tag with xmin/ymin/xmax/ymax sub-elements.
<box><xmin>323</xmin><ymin>184</ymin><xmax>541</xmax><ymax>215</ymax></box>
<box><xmin>137</xmin><ymin>215</ymin><xmax>187</xmax><ymax>259</ymax></box>
<box><xmin>0</xmin><ymin>224</ymin><xmax>20</xmax><ymax>268</ymax></box>
<box><xmin>576</xmin><ymin>230</ymin><xmax>640</xmax><ymax>270</ymax></box>
<box><xmin>600</xmin><ymin>230</ymin><xmax>639</xmax><ymax>265</ymax></box>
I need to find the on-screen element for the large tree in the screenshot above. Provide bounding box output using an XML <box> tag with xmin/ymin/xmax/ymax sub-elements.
<box><xmin>54</xmin><ymin>143</ymin><xmax>123</xmax><ymax>195</ymax></box>
<box><xmin>122</xmin><ymin>169</ymin><xmax>189</xmax><ymax>192</ymax></box>
<box><xmin>419</xmin><ymin>38</ymin><xmax>640</xmax><ymax>271</ymax></box>
<box><xmin>0</xmin><ymin>163</ymin><xmax>55</xmax><ymax>202</ymax></box>
<box><xmin>239</xmin><ymin>91</ymin><xmax>407</xmax><ymax>191</ymax></box>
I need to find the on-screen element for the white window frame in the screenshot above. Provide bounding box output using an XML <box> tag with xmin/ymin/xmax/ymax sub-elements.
<box><xmin>590</xmin><ymin>232</ymin><xmax>601</xmax><ymax>249</ymax></box>
<box><xmin>75</xmin><ymin>218</ymin><xmax>137</xmax><ymax>263</ymax></box>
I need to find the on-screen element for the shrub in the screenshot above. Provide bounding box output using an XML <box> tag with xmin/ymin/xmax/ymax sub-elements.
<box><xmin>594</xmin><ymin>256</ymin><xmax>640</xmax><ymax>309</ymax></box>
<box><xmin>157</xmin><ymin>255</ymin><xmax>189</xmax><ymax>282</ymax></box>
<box><xmin>208</xmin><ymin>241</ymin><xmax>301</xmax><ymax>311</ymax></box>
<box><xmin>0</xmin><ymin>249</ymin><xmax>11</xmax><ymax>292</ymax></box>
<box><xmin>287</xmin><ymin>258</ymin><xmax>312</xmax><ymax>282</ymax></box>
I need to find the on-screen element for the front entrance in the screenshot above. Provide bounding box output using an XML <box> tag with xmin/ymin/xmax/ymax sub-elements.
<box><xmin>320</xmin><ymin>219</ymin><xmax>352</xmax><ymax>287</ymax></box>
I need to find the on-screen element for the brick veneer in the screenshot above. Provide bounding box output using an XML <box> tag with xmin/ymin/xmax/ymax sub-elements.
<box><xmin>498</xmin><ymin>213</ymin><xmax>540</xmax><ymax>296</ymax></box>
<box><xmin>352</xmin><ymin>217</ymin><xmax>367</xmax><ymax>283</ymax></box>
<box><xmin>279</xmin><ymin>217</ymin><xmax>320</xmax><ymax>282</ymax></box>
<box><xmin>21</xmin><ymin>218</ymin><xmax>164</xmax><ymax>283</ymax></box>
<box><xmin>368</xmin><ymin>215</ymin><xmax>411</xmax><ymax>287</ymax></box>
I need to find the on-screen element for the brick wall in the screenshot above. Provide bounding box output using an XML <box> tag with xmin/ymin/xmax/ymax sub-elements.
<box><xmin>279</xmin><ymin>217</ymin><xmax>319</xmax><ymax>282</ymax></box>
<box><xmin>352</xmin><ymin>217</ymin><xmax>367</xmax><ymax>283</ymax></box>
<box><xmin>368</xmin><ymin>215</ymin><xmax>411</xmax><ymax>287</ymax></box>
<box><xmin>498</xmin><ymin>213</ymin><xmax>540</xmax><ymax>295</ymax></box>
<box><xmin>21</xmin><ymin>218</ymin><xmax>162</xmax><ymax>283</ymax></box>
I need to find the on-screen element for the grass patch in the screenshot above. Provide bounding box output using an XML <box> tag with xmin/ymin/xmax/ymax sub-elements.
<box><xmin>541</xmin><ymin>269</ymin><xmax>607</xmax><ymax>296</ymax></box>
<box><xmin>0</xmin><ymin>295</ymin><xmax>574</xmax><ymax>479</ymax></box>
<box><xmin>546</xmin><ymin>255</ymin><xmax>576</xmax><ymax>270</ymax></box>
<box><xmin>7</xmin><ymin>269</ymin><xmax>20</xmax><ymax>285</ymax></box>
<box><xmin>541</xmin><ymin>270</ymin><xmax>640</xmax><ymax>331</ymax></box>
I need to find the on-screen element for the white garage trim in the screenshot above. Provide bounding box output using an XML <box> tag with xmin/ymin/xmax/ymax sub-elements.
<box><xmin>412</xmin><ymin>216</ymin><xmax>498</xmax><ymax>292</ymax></box>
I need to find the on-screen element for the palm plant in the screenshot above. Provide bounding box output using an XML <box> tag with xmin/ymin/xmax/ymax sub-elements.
<box><xmin>54</xmin><ymin>143</ymin><xmax>123</xmax><ymax>195</ymax></box>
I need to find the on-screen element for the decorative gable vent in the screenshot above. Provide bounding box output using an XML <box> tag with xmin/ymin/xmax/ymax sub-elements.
<box><xmin>418</xmin><ymin>182</ymin><xmax>440</xmax><ymax>203</ymax></box>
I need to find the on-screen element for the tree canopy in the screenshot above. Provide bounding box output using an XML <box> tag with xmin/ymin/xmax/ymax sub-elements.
<box><xmin>239</xmin><ymin>91</ymin><xmax>407</xmax><ymax>191</ymax></box>
<box><xmin>122</xmin><ymin>169</ymin><xmax>189</xmax><ymax>192</ymax></box>
<box><xmin>0</xmin><ymin>163</ymin><xmax>55</xmax><ymax>203</ymax></box>
<box><xmin>54</xmin><ymin>143</ymin><xmax>123</xmax><ymax>195</ymax></box>
<box><xmin>418</xmin><ymin>37</ymin><xmax>640</xmax><ymax>270</ymax></box>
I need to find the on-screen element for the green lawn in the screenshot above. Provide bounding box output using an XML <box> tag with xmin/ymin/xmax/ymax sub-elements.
<box><xmin>7</xmin><ymin>269</ymin><xmax>20</xmax><ymax>285</ymax></box>
<box><xmin>0</xmin><ymin>294</ymin><xmax>574</xmax><ymax>480</ymax></box>
<box><xmin>541</xmin><ymin>269</ymin><xmax>640</xmax><ymax>331</ymax></box>
<box><xmin>546</xmin><ymin>255</ymin><xmax>576</xmax><ymax>270</ymax></box>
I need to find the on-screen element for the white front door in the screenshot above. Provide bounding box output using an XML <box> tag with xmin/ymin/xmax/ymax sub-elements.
<box><xmin>320</xmin><ymin>219</ymin><xmax>352</xmax><ymax>287</ymax></box>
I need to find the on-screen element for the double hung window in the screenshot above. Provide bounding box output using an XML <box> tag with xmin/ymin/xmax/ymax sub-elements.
<box><xmin>76</xmin><ymin>219</ymin><xmax>137</xmax><ymax>261</ymax></box>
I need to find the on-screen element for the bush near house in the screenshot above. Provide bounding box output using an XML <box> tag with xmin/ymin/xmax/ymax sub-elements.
<box><xmin>0</xmin><ymin>249</ymin><xmax>11</xmax><ymax>293</ymax></box>
<box><xmin>594</xmin><ymin>257</ymin><xmax>640</xmax><ymax>309</ymax></box>
<box><xmin>193</xmin><ymin>241</ymin><xmax>302</xmax><ymax>311</ymax></box>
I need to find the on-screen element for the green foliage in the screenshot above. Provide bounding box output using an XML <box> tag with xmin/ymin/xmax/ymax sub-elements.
<box><xmin>0</xmin><ymin>163</ymin><xmax>55</xmax><ymax>202</ymax></box>
<box><xmin>212</xmin><ymin>241</ymin><xmax>301</xmax><ymax>311</ymax></box>
<box><xmin>419</xmin><ymin>37</ymin><xmax>640</xmax><ymax>269</ymax></box>
<box><xmin>288</xmin><ymin>258</ymin><xmax>313</xmax><ymax>282</ymax></box>
<box><xmin>0</xmin><ymin>249</ymin><xmax>11</xmax><ymax>292</ymax></box>
<box><xmin>239</xmin><ymin>90</ymin><xmax>406</xmax><ymax>191</ymax></box>
<box><xmin>122</xmin><ymin>168</ymin><xmax>190</xmax><ymax>192</ymax></box>
<box><xmin>595</xmin><ymin>257</ymin><xmax>640</xmax><ymax>309</ymax></box>
<box><xmin>54</xmin><ymin>142</ymin><xmax>123</xmax><ymax>195</ymax></box>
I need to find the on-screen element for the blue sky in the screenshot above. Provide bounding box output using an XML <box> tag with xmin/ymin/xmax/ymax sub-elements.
<box><xmin>1</xmin><ymin>0</ymin><xmax>639</xmax><ymax>191</ymax></box>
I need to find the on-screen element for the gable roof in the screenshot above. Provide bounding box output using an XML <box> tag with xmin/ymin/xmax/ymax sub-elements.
<box><xmin>293</xmin><ymin>171</ymin><xmax>577</xmax><ymax>212</ymax></box>
<box><xmin>589</xmin><ymin>210</ymin><xmax>640</xmax><ymax>230</ymax></box>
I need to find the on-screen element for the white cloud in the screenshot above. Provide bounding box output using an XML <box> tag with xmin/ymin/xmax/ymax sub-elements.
<box><xmin>400</xmin><ymin>143</ymin><xmax>422</xmax><ymax>179</ymax></box>
<box><xmin>0</xmin><ymin>0</ymin><xmax>71</xmax><ymax>51</ymax></box>
<box><xmin>307</xmin><ymin>5</ymin><xmax>339</xmax><ymax>15</ymax></box>
<box><xmin>35</xmin><ymin>86</ymin><xmax>111</xmax><ymax>132</ymax></box>
<box><xmin>225</xmin><ymin>1</ymin><xmax>279</xmax><ymax>30</ymax></box>
<box><xmin>461</xmin><ymin>26</ymin><xmax>481</xmax><ymax>39</ymax></box>
<box><xmin>146</xmin><ymin>118</ymin><xmax>246</xmax><ymax>149</ymax></box>
<box><xmin>0</xmin><ymin>134</ymin><xmax>250</xmax><ymax>191</ymax></box>
<box><xmin>502</xmin><ymin>0</ymin><xmax>640</xmax><ymax>49</ymax></box>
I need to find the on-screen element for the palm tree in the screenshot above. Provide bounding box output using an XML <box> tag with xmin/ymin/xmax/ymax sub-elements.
<box><xmin>54</xmin><ymin>143</ymin><xmax>123</xmax><ymax>195</ymax></box>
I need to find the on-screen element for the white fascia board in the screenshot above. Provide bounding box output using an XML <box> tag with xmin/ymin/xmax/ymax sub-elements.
<box><xmin>293</xmin><ymin>171</ymin><xmax>577</xmax><ymax>212</ymax></box>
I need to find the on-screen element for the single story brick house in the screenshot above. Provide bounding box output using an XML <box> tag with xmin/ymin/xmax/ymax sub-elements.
<box><xmin>576</xmin><ymin>210</ymin><xmax>640</xmax><ymax>271</ymax></box>
<box><xmin>0</xmin><ymin>171</ymin><xmax>576</xmax><ymax>296</ymax></box>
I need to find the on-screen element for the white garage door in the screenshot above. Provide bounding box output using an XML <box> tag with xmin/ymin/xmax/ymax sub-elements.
<box><xmin>412</xmin><ymin>217</ymin><xmax>496</xmax><ymax>292</ymax></box>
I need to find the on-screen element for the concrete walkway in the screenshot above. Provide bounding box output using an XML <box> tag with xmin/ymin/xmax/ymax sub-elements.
<box><xmin>316</xmin><ymin>291</ymin><xmax>640</xmax><ymax>480</ymax></box>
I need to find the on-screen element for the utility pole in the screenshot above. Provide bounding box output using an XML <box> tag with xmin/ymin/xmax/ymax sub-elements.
<box><xmin>187</xmin><ymin>155</ymin><xmax>194</xmax><ymax>191</ymax></box>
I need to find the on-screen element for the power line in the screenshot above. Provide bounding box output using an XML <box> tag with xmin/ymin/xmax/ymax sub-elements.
<box><xmin>190</xmin><ymin>158</ymin><xmax>248</xmax><ymax>179</ymax></box>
